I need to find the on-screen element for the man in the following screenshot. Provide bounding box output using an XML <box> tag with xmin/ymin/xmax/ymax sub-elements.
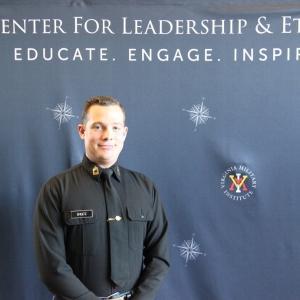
<box><xmin>34</xmin><ymin>96</ymin><xmax>169</xmax><ymax>300</ymax></box>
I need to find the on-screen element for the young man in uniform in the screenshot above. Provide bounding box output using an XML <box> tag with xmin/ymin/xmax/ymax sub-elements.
<box><xmin>34</xmin><ymin>96</ymin><xmax>169</xmax><ymax>300</ymax></box>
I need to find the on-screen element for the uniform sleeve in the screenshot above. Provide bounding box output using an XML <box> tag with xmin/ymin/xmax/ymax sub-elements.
<box><xmin>34</xmin><ymin>180</ymin><xmax>99</xmax><ymax>300</ymax></box>
<box><xmin>131</xmin><ymin>186</ymin><xmax>170</xmax><ymax>300</ymax></box>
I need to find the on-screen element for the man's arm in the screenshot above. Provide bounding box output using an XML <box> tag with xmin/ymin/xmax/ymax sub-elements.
<box><xmin>132</xmin><ymin>186</ymin><xmax>170</xmax><ymax>300</ymax></box>
<box><xmin>34</xmin><ymin>180</ymin><xmax>99</xmax><ymax>300</ymax></box>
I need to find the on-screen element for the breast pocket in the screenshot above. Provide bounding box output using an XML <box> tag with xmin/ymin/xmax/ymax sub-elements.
<box><xmin>63</xmin><ymin>210</ymin><xmax>100</xmax><ymax>256</ymax></box>
<box><xmin>127</xmin><ymin>207</ymin><xmax>153</xmax><ymax>250</ymax></box>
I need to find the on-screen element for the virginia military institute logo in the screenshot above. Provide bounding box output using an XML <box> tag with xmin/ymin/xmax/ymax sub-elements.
<box><xmin>220</xmin><ymin>165</ymin><xmax>256</xmax><ymax>201</ymax></box>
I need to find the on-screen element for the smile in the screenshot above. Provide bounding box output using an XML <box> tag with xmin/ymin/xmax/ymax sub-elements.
<box><xmin>97</xmin><ymin>144</ymin><xmax>114</xmax><ymax>149</ymax></box>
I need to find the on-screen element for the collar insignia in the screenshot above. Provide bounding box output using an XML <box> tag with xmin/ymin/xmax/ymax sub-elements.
<box><xmin>92</xmin><ymin>166</ymin><xmax>100</xmax><ymax>176</ymax></box>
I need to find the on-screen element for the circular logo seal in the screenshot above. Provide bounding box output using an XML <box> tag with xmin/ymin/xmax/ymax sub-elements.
<box><xmin>220</xmin><ymin>165</ymin><xmax>256</xmax><ymax>201</ymax></box>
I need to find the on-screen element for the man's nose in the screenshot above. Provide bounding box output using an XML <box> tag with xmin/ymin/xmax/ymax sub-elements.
<box><xmin>101</xmin><ymin>127</ymin><xmax>113</xmax><ymax>140</ymax></box>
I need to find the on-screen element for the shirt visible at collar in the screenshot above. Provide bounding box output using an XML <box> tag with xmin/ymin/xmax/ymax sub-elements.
<box><xmin>82</xmin><ymin>155</ymin><xmax>121</xmax><ymax>182</ymax></box>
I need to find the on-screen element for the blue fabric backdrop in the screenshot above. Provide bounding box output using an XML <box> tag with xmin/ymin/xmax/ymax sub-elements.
<box><xmin>1</xmin><ymin>1</ymin><xmax>300</xmax><ymax>299</ymax></box>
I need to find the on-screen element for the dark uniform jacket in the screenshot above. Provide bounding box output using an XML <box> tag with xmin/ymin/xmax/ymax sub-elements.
<box><xmin>34</xmin><ymin>156</ymin><xmax>169</xmax><ymax>300</ymax></box>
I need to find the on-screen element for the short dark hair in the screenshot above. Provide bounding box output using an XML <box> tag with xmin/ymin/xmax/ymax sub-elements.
<box><xmin>81</xmin><ymin>96</ymin><xmax>126</xmax><ymax>123</ymax></box>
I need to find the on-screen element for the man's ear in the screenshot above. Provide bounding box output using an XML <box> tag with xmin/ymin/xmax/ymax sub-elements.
<box><xmin>122</xmin><ymin>126</ymin><xmax>128</xmax><ymax>141</ymax></box>
<box><xmin>77</xmin><ymin>124</ymin><xmax>85</xmax><ymax>140</ymax></box>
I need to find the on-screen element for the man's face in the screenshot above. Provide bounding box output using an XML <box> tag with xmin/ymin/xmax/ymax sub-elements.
<box><xmin>78</xmin><ymin>104</ymin><xmax>128</xmax><ymax>168</ymax></box>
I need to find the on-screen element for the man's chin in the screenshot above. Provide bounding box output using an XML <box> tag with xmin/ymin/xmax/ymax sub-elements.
<box><xmin>94</xmin><ymin>156</ymin><xmax>117</xmax><ymax>168</ymax></box>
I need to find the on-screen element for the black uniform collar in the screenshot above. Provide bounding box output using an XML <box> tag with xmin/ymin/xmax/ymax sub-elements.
<box><xmin>82</xmin><ymin>155</ymin><xmax>121</xmax><ymax>182</ymax></box>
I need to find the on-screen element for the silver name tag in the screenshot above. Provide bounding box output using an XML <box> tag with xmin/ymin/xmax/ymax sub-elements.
<box><xmin>70</xmin><ymin>209</ymin><xmax>93</xmax><ymax>219</ymax></box>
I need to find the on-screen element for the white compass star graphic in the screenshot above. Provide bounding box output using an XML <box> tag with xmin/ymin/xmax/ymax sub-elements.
<box><xmin>183</xmin><ymin>98</ymin><xmax>215</xmax><ymax>131</ymax></box>
<box><xmin>47</xmin><ymin>97</ymin><xmax>79</xmax><ymax>129</ymax></box>
<box><xmin>173</xmin><ymin>235</ymin><xmax>207</xmax><ymax>266</ymax></box>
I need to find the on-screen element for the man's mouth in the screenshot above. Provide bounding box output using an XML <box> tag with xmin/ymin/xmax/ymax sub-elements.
<box><xmin>97</xmin><ymin>144</ymin><xmax>114</xmax><ymax>149</ymax></box>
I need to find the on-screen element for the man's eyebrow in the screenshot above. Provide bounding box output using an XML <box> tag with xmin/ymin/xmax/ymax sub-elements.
<box><xmin>91</xmin><ymin>121</ymin><xmax>124</xmax><ymax>126</ymax></box>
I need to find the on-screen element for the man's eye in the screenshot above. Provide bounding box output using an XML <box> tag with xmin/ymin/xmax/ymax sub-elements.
<box><xmin>113</xmin><ymin>126</ymin><xmax>121</xmax><ymax>131</ymax></box>
<box><xmin>94</xmin><ymin>125</ymin><xmax>102</xmax><ymax>130</ymax></box>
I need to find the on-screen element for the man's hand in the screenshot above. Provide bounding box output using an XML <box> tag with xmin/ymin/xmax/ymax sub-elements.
<box><xmin>98</xmin><ymin>297</ymin><xmax>125</xmax><ymax>300</ymax></box>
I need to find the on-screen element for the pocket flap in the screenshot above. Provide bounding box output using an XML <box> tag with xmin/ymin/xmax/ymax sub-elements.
<box><xmin>127</xmin><ymin>207</ymin><xmax>153</xmax><ymax>222</ymax></box>
<box><xmin>64</xmin><ymin>209</ymin><xmax>96</xmax><ymax>225</ymax></box>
